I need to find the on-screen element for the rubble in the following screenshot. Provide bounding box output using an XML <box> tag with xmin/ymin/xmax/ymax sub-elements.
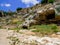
<box><xmin>7</xmin><ymin>30</ymin><xmax>60</xmax><ymax>45</ymax></box>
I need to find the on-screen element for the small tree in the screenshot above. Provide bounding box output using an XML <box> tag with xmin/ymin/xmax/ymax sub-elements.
<box><xmin>48</xmin><ymin>0</ymin><xmax>55</xmax><ymax>4</ymax></box>
<box><xmin>16</xmin><ymin>8</ymin><xmax>22</xmax><ymax>11</ymax></box>
<box><xmin>41</xmin><ymin>0</ymin><xmax>55</xmax><ymax>4</ymax></box>
<box><xmin>41</xmin><ymin>0</ymin><xmax>48</xmax><ymax>4</ymax></box>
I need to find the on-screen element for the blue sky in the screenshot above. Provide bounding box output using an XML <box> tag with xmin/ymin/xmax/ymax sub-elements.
<box><xmin>0</xmin><ymin>0</ymin><xmax>41</xmax><ymax>12</ymax></box>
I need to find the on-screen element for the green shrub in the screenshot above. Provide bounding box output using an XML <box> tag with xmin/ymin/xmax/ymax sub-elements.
<box><xmin>30</xmin><ymin>24</ymin><xmax>58</xmax><ymax>35</ymax></box>
<box><xmin>48</xmin><ymin>0</ymin><xmax>55</xmax><ymax>3</ymax></box>
<box><xmin>51</xmin><ymin>25</ymin><xmax>58</xmax><ymax>33</ymax></box>
<box><xmin>16</xmin><ymin>8</ymin><xmax>22</xmax><ymax>11</ymax></box>
<box><xmin>41</xmin><ymin>0</ymin><xmax>55</xmax><ymax>4</ymax></box>
<box><xmin>41</xmin><ymin>0</ymin><xmax>48</xmax><ymax>4</ymax></box>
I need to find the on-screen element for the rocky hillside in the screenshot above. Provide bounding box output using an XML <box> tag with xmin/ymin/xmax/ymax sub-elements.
<box><xmin>0</xmin><ymin>2</ymin><xmax>60</xmax><ymax>29</ymax></box>
<box><xmin>0</xmin><ymin>1</ymin><xmax>60</xmax><ymax>45</ymax></box>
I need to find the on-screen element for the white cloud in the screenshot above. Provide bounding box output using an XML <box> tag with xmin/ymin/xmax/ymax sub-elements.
<box><xmin>5</xmin><ymin>4</ymin><xmax>11</xmax><ymax>7</ymax></box>
<box><xmin>21</xmin><ymin>0</ymin><xmax>40</xmax><ymax>7</ymax></box>
<box><xmin>0</xmin><ymin>3</ymin><xmax>11</xmax><ymax>7</ymax></box>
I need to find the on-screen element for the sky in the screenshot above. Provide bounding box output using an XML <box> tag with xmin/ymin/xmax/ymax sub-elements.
<box><xmin>0</xmin><ymin>0</ymin><xmax>41</xmax><ymax>12</ymax></box>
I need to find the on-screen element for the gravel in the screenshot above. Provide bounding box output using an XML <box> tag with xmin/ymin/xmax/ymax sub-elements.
<box><xmin>7</xmin><ymin>30</ymin><xmax>60</xmax><ymax>45</ymax></box>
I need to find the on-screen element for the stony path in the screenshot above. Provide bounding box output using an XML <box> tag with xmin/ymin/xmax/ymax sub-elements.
<box><xmin>0</xmin><ymin>29</ymin><xmax>10</xmax><ymax>45</ymax></box>
<box><xmin>0</xmin><ymin>29</ymin><xmax>60</xmax><ymax>45</ymax></box>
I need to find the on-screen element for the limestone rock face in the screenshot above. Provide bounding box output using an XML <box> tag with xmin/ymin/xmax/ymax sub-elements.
<box><xmin>33</xmin><ymin>5</ymin><xmax>55</xmax><ymax>24</ymax></box>
<box><xmin>22</xmin><ymin>19</ymin><xmax>37</xmax><ymax>29</ymax></box>
<box><xmin>55</xmin><ymin>0</ymin><xmax>60</xmax><ymax>2</ymax></box>
<box><xmin>36</xmin><ymin>5</ymin><xmax>55</xmax><ymax>20</ymax></box>
<box><xmin>22</xmin><ymin>4</ymin><xmax>55</xmax><ymax>28</ymax></box>
<box><xmin>54</xmin><ymin>2</ymin><xmax>60</xmax><ymax>15</ymax></box>
<box><xmin>22</xmin><ymin>20</ymin><xmax>30</xmax><ymax>29</ymax></box>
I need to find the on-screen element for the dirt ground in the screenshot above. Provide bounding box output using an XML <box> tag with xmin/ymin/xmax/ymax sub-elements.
<box><xmin>0</xmin><ymin>29</ymin><xmax>60</xmax><ymax>45</ymax></box>
<box><xmin>0</xmin><ymin>29</ymin><xmax>10</xmax><ymax>45</ymax></box>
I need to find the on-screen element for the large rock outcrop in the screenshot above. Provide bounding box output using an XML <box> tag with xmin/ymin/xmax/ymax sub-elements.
<box><xmin>22</xmin><ymin>4</ymin><xmax>55</xmax><ymax>29</ymax></box>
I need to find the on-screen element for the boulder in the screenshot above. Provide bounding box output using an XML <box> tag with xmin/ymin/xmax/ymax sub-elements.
<box><xmin>22</xmin><ymin>19</ymin><xmax>37</xmax><ymax>29</ymax></box>
<box><xmin>22</xmin><ymin>20</ymin><xmax>30</xmax><ymax>29</ymax></box>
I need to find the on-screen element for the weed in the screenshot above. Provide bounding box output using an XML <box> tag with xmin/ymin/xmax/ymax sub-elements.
<box><xmin>30</xmin><ymin>24</ymin><xmax>58</xmax><ymax>35</ymax></box>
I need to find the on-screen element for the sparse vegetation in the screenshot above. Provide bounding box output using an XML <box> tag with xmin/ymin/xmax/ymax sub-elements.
<box><xmin>30</xmin><ymin>24</ymin><xmax>58</xmax><ymax>35</ymax></box>
<box><xmin>0</xmin><ymin>0</ymin><xmax>60</xmax><ymax>36</ymax></box>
